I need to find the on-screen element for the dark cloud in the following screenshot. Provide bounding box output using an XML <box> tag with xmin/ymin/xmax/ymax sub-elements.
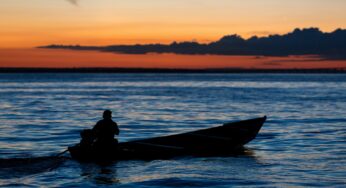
<box><xmin>40</xmin><ymin>27</ymin><xmax>346</xmax><ymax>60</ymax></box>
<box><xmin>261</xmin><ymin>62</ymin><xmax>282</xmax><ymax>66</ymax></box>
<box><xmin>66</xmin><ymin>0</ymin><xmax>78</xmax><ymax>6</ymax></box>
<box><xmin>262</xmin><ymin>58</ymin><xmax>328</xmax><ymax>66</ymax></box>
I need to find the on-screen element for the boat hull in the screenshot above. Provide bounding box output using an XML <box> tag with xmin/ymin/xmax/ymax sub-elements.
<box><xmin>68</xmin><ymin>116</ymin><xmax>266</xmax><ymax>161</ymax></box>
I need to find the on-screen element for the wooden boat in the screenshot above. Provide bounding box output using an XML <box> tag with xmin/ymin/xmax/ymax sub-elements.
<box><xmin>68</xmin><ymin>116</ymin><xmax>266</xmax><ymax>161</ymax></box>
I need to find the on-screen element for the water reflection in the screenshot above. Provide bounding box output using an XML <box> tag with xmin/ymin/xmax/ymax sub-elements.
<box><xmin>80</xmin><ymin>162</ymin><xmax>119</xmax><ymax>185</ymax></box>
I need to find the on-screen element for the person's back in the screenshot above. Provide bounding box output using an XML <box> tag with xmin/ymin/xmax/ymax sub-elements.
<box><xmin>93</xmin><ymin>118</ymin><xmax>119</xmax><ymax>142</ymax></box>
<box><xmin>92</xmin><ymin>110</ymin><xmax>120</xmax><ymax>147</ymax></box>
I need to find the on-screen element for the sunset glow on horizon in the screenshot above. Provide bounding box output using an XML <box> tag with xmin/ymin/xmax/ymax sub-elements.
<box><xmin>1</xmin><ymin>0</ymin><xmax>346</xmax><ymax>69</ymax></box>
<box><xmin>1</xmin><ymin>0</ymin><xmax>346</xmax><ymax>48</ymax></box>
<box><xmin>1</xmin><ymin>48</ymin><xmax>346</xmax><ymax>69</ymax></box>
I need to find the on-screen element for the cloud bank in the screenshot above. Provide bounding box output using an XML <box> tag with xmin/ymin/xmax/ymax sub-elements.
<box><xmin>41</xmin><ymin>27</ymin><xmax>346</xmax><ymax>59</ymax></box>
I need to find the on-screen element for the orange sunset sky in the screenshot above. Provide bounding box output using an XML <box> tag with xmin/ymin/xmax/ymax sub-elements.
<box><xmin>1</xmin><ymin>0</ymin><xmax>346</xmax><ymax>69</ymax></box>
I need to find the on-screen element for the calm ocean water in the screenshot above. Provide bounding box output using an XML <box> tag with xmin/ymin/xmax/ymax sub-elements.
<box><xmin>0</xmin><ymin>73</ymin><xmax>345</xmax><ymax>187</ymax></box>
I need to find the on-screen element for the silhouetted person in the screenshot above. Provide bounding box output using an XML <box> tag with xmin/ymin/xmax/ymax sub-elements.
<box><xmin>80</xmin><ymin>129</ymin><xmax>94</xmax><ymax>149</ymax></box>
<box><xmin>92</xmin><ymin>110</ymin><xmax>120</xmax><ymax>149</ymax></box>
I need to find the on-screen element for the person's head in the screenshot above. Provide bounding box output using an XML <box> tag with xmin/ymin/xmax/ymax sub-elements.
<box><xmin>103</xmin><ymin>110</ymin><xmax>112</xmax><ymax>119</ymax></box>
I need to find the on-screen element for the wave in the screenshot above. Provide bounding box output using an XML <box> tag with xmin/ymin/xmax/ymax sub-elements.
<box><xmin>0</xmin><ymin>156</ymin><xmax>67</xmax><ymax>179</ymax></box>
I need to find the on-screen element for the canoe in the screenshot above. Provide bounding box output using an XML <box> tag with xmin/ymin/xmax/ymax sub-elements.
<box><xmin>68</xmin><ymin>116</ymin><xmax>266</xmax><ymax>161</ymax></box>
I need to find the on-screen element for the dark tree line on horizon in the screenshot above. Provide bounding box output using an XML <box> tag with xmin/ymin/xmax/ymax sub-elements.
<box><xmin>40</xmin><ymin>28</ymin><xmax>346</xmax><ymax>59</ymax></box>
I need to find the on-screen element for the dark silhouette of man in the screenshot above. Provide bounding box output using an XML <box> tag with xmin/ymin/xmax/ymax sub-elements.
<box><xmin>92</xmin><ymin>110</ymin><xmax>119</xmax><ymax>148</ymax></box>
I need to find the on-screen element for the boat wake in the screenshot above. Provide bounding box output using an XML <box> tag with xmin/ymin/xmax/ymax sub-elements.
<box><xmin>0</xmin><ymin>156</ymin><xmax>68</xmax><ymax>179</ymax></box>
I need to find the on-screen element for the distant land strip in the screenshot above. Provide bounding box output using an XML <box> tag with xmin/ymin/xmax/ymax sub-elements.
<box><xmin>1</xmin><ymin>68</ymin><xmax>345</xmax><ymax>73</ymax></box>
<box><xmin>39</xmin><ymin>27</ymin><xmax>346</xmax><ymax>60</ymax></box>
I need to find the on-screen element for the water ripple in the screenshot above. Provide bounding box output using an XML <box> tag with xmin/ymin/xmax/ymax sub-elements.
<box><xmin>0</xmin><ymin>73</ymin><xmax>345</xmax><ymax>187</ymax></box>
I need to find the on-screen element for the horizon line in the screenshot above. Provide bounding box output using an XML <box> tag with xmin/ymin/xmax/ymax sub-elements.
<box><xmin>1</xmin><ymin>67</ymin><xmax>345</xmax><ymax>74</ymax></box>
